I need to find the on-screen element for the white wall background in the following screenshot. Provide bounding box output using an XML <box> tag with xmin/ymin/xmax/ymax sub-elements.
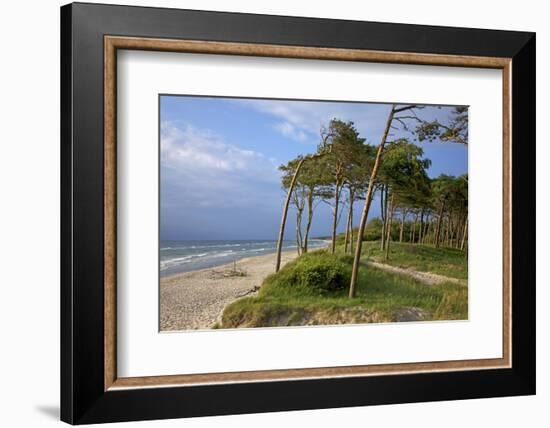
<box><xmin>0</xmin><ymin>0</ymin><xmax>546</xmax><ymax>427</ymax></box>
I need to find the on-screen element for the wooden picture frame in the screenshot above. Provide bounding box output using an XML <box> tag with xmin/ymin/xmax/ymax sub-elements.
<box><xmin>61</xmin><ymin>2</ymin><xmax>535</xmax><ymax>424</ymax></box>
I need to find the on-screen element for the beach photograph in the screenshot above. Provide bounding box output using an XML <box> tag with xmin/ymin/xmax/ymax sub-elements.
<box><xmin>159</xmin><ymin>95</ymin><xmax>468</xmax><ymax>331</ymax></box>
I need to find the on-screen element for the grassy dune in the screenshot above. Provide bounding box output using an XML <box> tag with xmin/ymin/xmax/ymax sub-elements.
<box><xmin>354</xmin><ymin>241</ymin><xmax>468</xmax><ymax>280</ymax></box>
<box><xmin>218</xmin><ymin>249</ymin><xmax>467</xmax><ymax>329</ymax></box>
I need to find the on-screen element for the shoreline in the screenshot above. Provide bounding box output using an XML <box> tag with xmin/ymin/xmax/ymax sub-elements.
<box><xmin>160</xmin><ymin>239</ymin><xmax>330</xmax><ymax>278</ymax></box>
<box><xmin>160</xmin><ymin>249</ymin><xmax>300</xmax><ymax>331</ymax></box>
<box><xmin>161</xmin><ymin>249</ymin><xmax>295</xmax><ymax>281</ymax></box>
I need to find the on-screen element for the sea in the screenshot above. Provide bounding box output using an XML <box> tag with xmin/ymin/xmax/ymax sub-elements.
<box><xmin>160</xmin><ymin>239</ymin><xmax>328</xmax><ymax>277</ymax></box>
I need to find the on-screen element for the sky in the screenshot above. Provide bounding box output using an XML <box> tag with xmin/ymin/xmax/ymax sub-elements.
<box><xmin>160</xmin><ymin>95</ymin><xmax>468</xmax><ymax>241</ymax></box>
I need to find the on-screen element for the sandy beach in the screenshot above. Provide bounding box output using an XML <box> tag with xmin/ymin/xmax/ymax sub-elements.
<box><xmin>160</xmin><ymin>250</ymin><xmax>300</xmax><ymax>331</ymax></box>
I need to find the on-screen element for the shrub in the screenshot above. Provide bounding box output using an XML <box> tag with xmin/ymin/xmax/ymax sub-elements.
<box><xmin>266</xmin><ymin>251</ymin><xmax>351</xmax><ymax>296</ymax></box>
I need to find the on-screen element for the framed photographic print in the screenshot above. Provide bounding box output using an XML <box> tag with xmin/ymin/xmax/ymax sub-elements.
<box><xmin>60</xmin><ymin>2</ymin><xmax>536</xmax><ymax>424</ymax></box>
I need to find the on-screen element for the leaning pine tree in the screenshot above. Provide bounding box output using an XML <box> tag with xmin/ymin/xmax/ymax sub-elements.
<box><xmin>274</xmin><ymin>155</ymin><xmax>307</xmax><ymax>272</ymax></box>
<box><xmin>274</xmin><ymin>132</ymin><xmax>332</xmax><ymax>272</ymax></box>
<box><xmin>348</xmin><ymin>104</ymin><xmax>419</xmax><ymax>298</ymax></box>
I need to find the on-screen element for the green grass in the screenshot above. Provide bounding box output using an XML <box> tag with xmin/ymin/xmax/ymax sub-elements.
<box><xmin>351</xmin><ymin>241</ymin><xmax>468</xmax><ymax>280</ymax></box>
<box><xmin>220</xmin><ymin>250</ymin><xmax>467</xmax><ymax>329</ymax></box>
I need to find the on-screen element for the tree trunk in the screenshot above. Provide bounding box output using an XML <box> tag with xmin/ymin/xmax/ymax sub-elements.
<box><xmin>426</xmin><ymin>217</ymin><xmax>430</xmax><ymax>244</ymax></box>
<box><xmin>424</xmin><ymin>221</ymin><xmax>430</xmax><ymax>244</ymax></box>
<box><xmin>349</xmin><ymin>106</ymin><xmax>397</xmax><ymax>298</ymax></box>
<box><xmin>344</xmin><ymin>190</ymin><xmax>354</xmax><ymax>253</ymax></box>
<box><xmin>445</xmin><ymin>218</ymin><xmax>449</xmax><ymax>246</ymax></box>
<box><xmin>418</xmin><ymin>210</ymin><xmax>424</xmax><ymax>244</ymax></box>
<box><xmin>457</xmin><ymin>213</ymin><xmax>464</xmax><ymax>249</ymax></box>
<box><xmin>444</xmin><ymin>215</ymin><xmax>450</xmax><ymax>247</ymax></box>
<box><xmin>411</xmin><ymin>212</ymin><xmax>418</xmax><ymax>243</ymax></box>
<box><xmin>385</xmin><ymin>194</ymin><xmax>395</xmax><ymax>260</ymax></box>
<box><xmin>330</xmin><ymin>178</ymin><xmax>342</xmax><ymax>254</ymax></box>
<box><xmin>399</xmin><ymin>209</ymin><xmax>406</xmax><ymax>243</ymax></box>
<box><xmin>302</xmin><ymin>188</ymin><xmax>314</xmax><ymax>253</ymax></box>
<box><xmin>448</xmin><ymin>215</ymin><xmax>453</xmax><ymax>247</ymax></box>
<box><xmin>344</xmin><ymin>208</ymin><xmax>351</xmax><ymax>253</ymax></box>
<box><xmin>295</xmin><ymin>207</ymin><xmax>303</xmax><ymax>256</ymax></box>
<box><xmin>409</xmin><ymin>212</ymin><xmax>414</xmax><ymax>242</ymax></box>
<box><xmin>423</xmin><ymin>214</ymin><xmax>431</xmax><ymax>244</ymax></box>
<box><xmin>460</xmin><ymin>216</ymin><xmax>468</xmax><ymax>251</ymax></box>
<box><xmin>380</xmin><ymin>185</ymin><xmax>387</xmax><ymax>251</ymax></box>
<box><xmin>434</xmin><ymin>203</ymin><xmax>445</xmax><ymax>248</ymax></box>
<box><xmin>455</xmin><ymin>214</ymin><xmax>463</xmax><ymax>249</ymax></box>
<box><xmin>275</xmin><ymin>157</ymin><xmax>305</xmax><ymax>272</ymax></box>
<box><xmin>349</xmin><ymin>199</ymin><xmax>354</xmax><ymax>253</ymax></box>
<box><xmin>455</xmin><ymin>219</ymin><xmax>461</xmax><ymax>249</ymax></box>
<box><xmin>452</xmin><ymin>215</ymin><xmax>458</xmax><ymax>248</ymax></box>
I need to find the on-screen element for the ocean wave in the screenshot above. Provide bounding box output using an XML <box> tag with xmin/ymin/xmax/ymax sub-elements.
<box><xmin>159</xmin><ymin>240</ymin><xmax>325</xmax><ymax>276</ymax></box>
<box><xmin>211</xmin><ymin>251</ymin><xmax>234</xmax><ymax>258</ymax></box>
<box><xmin>160</xmin><ymin>253</ymin><xmax>208</xmax><ymax>269</ymax></box>
<box><xmin>161</xmin><ymin>243</ymin><xmax>243</xmax><ymax>251</ymax></box>
<box><xmin>162</xmin><ymin>240</ymin><xmax>322</xmax><ymax>253</ymax></box>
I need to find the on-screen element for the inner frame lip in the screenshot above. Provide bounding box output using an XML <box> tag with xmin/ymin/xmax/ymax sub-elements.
<box><xmin>104</xmin><ymin>35</ymin><xmax>512</xmax><ymax>391</ymax></box>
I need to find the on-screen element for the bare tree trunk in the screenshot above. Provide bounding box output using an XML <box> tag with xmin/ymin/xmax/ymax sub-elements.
<box><xmin>423</xmin><ymin>214</ymin><xmax>431</xmax><ymax>244</ymax></box>
<box><xmin>447</xmin><ymin>215</ymin><xmax>453</xmax><ymax>247</ymax></box>
<box><xmin>457</xmin><ymin>213</ymin><xmax>464</xmax><ymax>249</ymax></box>
<box><xmin>418</xmin><ymin>208</ymin><xmax>424</xmax><ymax>244</ymax></box>
<box><xmin>430</xmin><ymin>219</ymin><xmax>437</xmax><ymax>245</ymax></box>
<box><xmin>295</xmin><ymin>207</ymin><xmax>303</xmax><ymax>256</ymax></box>
<box><xmin>445</xmin><ymin>218</ymin><xmax>448</xmax><ymax>246</ymax></box>
<box><xmin>434</xmin><ymin>203</ymin><xmax>445</xmax><ymax>248</ymax></box>
<box><xmin>460</xmin><ymin>216</ymin><xmax>468</xmax><ymax>251</ymax></box>
<box><xmin>455</xmin><ymin>214</ymin><xmax>463</xmax><ymax>249</ymax></box>
<box><xmin>409</xmin><ymin>212</ymin><xmax>414</xmax><ymax>242</ymax></box>
<box><xmin>425</xmin><ymin>221</ymin><xmax>430</xmax><ymax>244</ymax></box>
<box><xmin>349</xmin><ymin>105</ymin><xmax>397</xmax><ymax>298</ymax></box>
<box><xmin>302</xmin><ymin>188</ymin><xmax>314</xmax><ymax>253</ymax></box>
<box><xmin>399</xmin><ymin>208</ymin><xmax>406</xmax><ymax>243</ymax></box>
<box><xmin>422</xmin><ymin>214</ymin><xmax>430</xmax><ymax>244</ymax></box>
<box><xmin>275</xmin><ymin>157</ymin><xmax>305</xmax><ymax>272</ymax></box>
<box><xmin>380</xmin><ymin>185</ymin><xmax>387</xmax><ymax>251</ymax></box>
<box><xmin>422</xmin><ymin>218</ymin><xmax>428</xmax><ymax>244</ymax></box>
<box><xmin>349</xmin><ymin>199</ymin><xmax>354</xmax><ymax>253</ymax></box>
<box><xmin>455</xmin><ymin>218</ymin><xmax>461</xmax><ymax>249</ymax></box>
<box><xmin>452</xmin><ymin>215</ymin><xmax>458</xmax><ymax>249</ymax></box>
<box><xmin>344</xmin><ymin>208</ymin><xmax>351</xmax><ymax>253</ymax></box>
<box><xmin>444</xmin><ymin>215</ymin><xmax>449</xmax><ymax>247</ymax></box>
<box><xmin>385</xmin><ymin>194</ymin><xmax>395</xmax><ymax>260</ymax></box>
<box><xmin>411</xmin><ymin>211</ymin><xmax>418</xmax><ymax>243</ymax></box>
<box><xmin>451</xmin><ymin>216</ymin><xmax>455</xmax><ymax>247</ymax></box>
<box><xmin>344</xmin><ymin>190</ymin><xmax>355</xmax><ymax>254</ymax></box>
<box><xmin>330</xmin><ymin>179</ymin><xmax>342</xmax><ymax>254</ymax></box>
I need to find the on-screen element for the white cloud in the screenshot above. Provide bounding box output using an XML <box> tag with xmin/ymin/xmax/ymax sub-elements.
<box><xmin>160</xmin><ymin>121</ymin><xmax>282</xmax><ymax>210</ymax></box>
<box><xmin>272</xmin><ymin>121</ymin><xmax>309</xmax><ymax>143</ymax></box>
<box><xmin>161</xmin><ymin>121</ymin><xmax>272</xmax><ymax>174</ymax></box>
<box><xmin>243</xmin><ymin>99</ymin><xmax>324</xmax><ymax>136</ymax></box>
<box><xmin>237</xmin><ymin>98</ymin><xmax>392</xmax><ymax>146</ymax></box>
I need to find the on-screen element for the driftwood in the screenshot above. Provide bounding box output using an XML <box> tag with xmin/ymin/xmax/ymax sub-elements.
<box><xmin>235</xmin><ymin>286</ymin><xmax>260</xmax><ymax>298</ymax></box>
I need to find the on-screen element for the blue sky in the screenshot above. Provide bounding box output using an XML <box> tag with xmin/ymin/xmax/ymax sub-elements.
<box><xmin>160</xmin><ymin>96</ymin><xmax>467</xmax><ymax>240</ymax></box>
